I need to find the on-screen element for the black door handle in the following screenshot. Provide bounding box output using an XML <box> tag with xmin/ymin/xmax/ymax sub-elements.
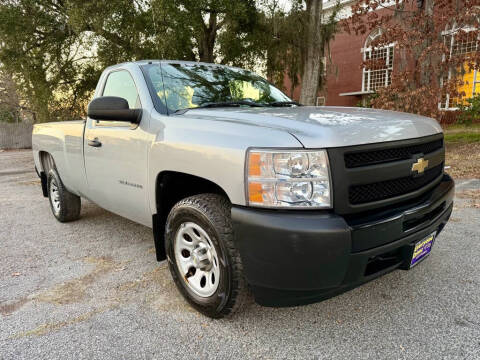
<box><xmin>88</xmin><ymin>138</ymin><xmax>102</xmax><ymax>147</ymax></box>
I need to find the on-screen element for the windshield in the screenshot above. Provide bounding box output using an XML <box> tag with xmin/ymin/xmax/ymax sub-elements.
<box><xmin>142</xmin><ymin>63</ymin><xmax>292</xmax><ymax>113</ymax></box>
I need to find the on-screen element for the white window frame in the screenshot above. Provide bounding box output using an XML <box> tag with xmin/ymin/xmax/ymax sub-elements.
<box><xmin>439</xmin><ymin>25</ymin><xmax>479</xmax><ymax>110</ymax></box>
<box><xmin>474</xmin><ymin>69</ymin><xmax>480</xmax><ymax>95</ymax></box>
<box><xmin>361</xmin><ymin>29</ymin><xmax>395</xmax><ymax>92</ymax></box>
<box><xmin>316</xmin><ymin>96</ymin><xmax>326</xmax><ymax>106</ymax></box>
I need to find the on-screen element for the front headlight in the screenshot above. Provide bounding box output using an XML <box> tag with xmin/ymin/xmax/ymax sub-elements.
<box><xmin>246</xmin><ymin>149</ymin><xmax>332</xmax><ymax>208</ymax></box>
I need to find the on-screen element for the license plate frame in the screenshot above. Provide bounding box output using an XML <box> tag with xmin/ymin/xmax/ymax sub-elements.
<box><xmin>410</xmin><ymin>232</ymin><xmax>436</xmax><ymax>268</ymax></box>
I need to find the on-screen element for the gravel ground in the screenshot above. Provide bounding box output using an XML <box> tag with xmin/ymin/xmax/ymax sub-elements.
<box><xmin>445</xmin><ymin>142</ymin><xmax>480</xmax><ymax>179</ymax></box>
<box><xmin>1</xmin><ymin>150</ymin><xmax>479</xmax><ymax>360</ymax></box>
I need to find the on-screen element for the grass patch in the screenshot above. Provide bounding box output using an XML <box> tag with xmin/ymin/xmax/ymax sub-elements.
<box><xmin>443</xmin><ymin>123</ymin><xmax>480</xmax><ymax>144</ymax></box>
<box><xmin>443</xmin><ymin>123</ymin><xmax>480</xmax><ymax>132</ymax></box>
<box><xmin>444</xmin><ymin>132</ymin><xmax>480</xmax><ymax>143</ymax></box>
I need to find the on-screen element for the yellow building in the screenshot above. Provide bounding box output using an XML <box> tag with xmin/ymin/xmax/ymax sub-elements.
<box><xmin>442</xmin><ymin>27</ymin><xmax>480</xmax><ymax>109</ymax></box>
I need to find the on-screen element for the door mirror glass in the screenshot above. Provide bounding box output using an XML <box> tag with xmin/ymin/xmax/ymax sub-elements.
<box><xmin>87</xmin><ymin>96</ymin><xmax>142</xmax><ymax>123</ymax></box>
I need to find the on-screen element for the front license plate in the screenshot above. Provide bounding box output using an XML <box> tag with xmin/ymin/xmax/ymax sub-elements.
<box><xmin>410</xmin><ymin>233</ymin><xmax>436</xmax><ymax>268</ymax></box>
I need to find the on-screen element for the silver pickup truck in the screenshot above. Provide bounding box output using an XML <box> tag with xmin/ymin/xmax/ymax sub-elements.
<box><xmin>32</xmin><ymin>60</ymin><xmax>454</xmax><ymax>318</ymax></box>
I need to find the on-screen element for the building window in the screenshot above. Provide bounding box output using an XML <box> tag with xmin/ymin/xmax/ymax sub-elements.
<box><xmin>316</xmin><ymin>96</ymin><xmax>326</xmax><ymax>106</ymax></box>
<box><xmin>452</xmin><ymin>30</ymin><xmax>478</xmax><ymax>55</ymax></box>
<box><xmin>362</xmin><ymin>28</ymin><xmax>394</xmax><ymax>92</ymax></box>
<box><xmin>440</xmin><ymin>25</ymin><xmax>479</xmax><ymax>110</ymax></box>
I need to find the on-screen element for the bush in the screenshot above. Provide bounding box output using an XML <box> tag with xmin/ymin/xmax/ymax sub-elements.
<box><xmin>0</xmin><ymin>109</ymin><xmax>17</xmax><ymax>123</ymax></box>
<box><xmin>356</xmin><ymin>93</ymin><xmax>378</xmax><ymax>108</ymax></box>
<box><xmin>439</xmin><ymin>110</ymin><xmax>462</xmax><ymax>125</ymax></box>
<box><xmin>458</xmin><ymin>94</ymin><xmax>480</xmax><ymax>125</ymax></box>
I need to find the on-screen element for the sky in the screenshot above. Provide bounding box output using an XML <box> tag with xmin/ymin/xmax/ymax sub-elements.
<box><xmin>278</xmin><ymin>0</ymin><xmax>292</xmax><ymax>11</ymax></box>
<box><xmin>276</xmin><ymin>0</ymin><xmax>333</xmax><ymax>12</ymax></box>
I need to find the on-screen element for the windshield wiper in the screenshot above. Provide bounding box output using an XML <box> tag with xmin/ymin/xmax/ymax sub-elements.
<box><xmin>198</xmin><ymin>100</ymin><xmax>266</xmax><ymax>108</ymax></box>
<box><xmin>267</xmin><ymin>101</ymin><xmax>301</xmax><ymax>107</ymax></box>
<box><xmin>174</xmin><ymin>100</ymin><xmax>266</xmax><ymax>114</ymax></box>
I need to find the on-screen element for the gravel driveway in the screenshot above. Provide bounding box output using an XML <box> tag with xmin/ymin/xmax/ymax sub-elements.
<box><xmin>1</xmin><ymin>150</ymin><xmax>479</xmax><ymax>360</ymax></box>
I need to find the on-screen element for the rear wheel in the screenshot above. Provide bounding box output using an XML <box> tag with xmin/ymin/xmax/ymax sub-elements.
<box><xmin>165</xmin><ymin>194</ymin><xmax>248</xmax><ymax>318</ymax></box>
<box><xmin>47</xmin><ymin>168</ymin><xmax>81</xmax><ymax>222</ymax></box>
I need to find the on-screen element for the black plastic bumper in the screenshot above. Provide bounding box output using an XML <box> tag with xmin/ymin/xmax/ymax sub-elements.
<box><xmin>231</xmin><ymin>175</ymin><xmax>454</xmax><ymax>307</ymax></box>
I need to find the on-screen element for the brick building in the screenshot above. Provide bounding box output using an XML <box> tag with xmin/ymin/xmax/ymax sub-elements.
<box><xmin>284</xmin><ymin>0</ymin><xmax>479</xmax><ymax>111</ymax></box>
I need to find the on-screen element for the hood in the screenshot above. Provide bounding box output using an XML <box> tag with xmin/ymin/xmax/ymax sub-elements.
<box><xmin>180</xmin><ymin>106</ymin><xmax>443</xmax><ymax>148</ymax></box>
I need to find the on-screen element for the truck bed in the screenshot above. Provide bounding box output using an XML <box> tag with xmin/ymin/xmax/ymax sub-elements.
<box><xmin>32</xmin><ymin>120</ymin><xmax>87</xmax><ymax>196</ymax></box>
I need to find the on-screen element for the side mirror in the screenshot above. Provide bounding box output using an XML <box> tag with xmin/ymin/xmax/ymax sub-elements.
<box><xmin>87</xmin><ymin>96</ymin><xmax>142</xmax><ymax>123</ymax></box>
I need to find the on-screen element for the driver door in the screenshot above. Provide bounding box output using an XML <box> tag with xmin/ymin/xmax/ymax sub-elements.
<box><xmin>84</xmin><ymin>69</ymin><xmax>151</xmax><ymax>226</ymax></box>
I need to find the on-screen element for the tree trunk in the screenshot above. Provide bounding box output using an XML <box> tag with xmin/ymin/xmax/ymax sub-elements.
<box><xmin>198</xmin><ymin>13</ymin><xmax>218</xmax><ymax>63</ymax></box>
<box><xmin>299</xmin><ymin>0</ymin><xmax>324</xmax><ymax>105</ymax></box>
<box><xmin>420</xmin><ymin>0</ymin><xmax>434</xmax><ymax>86</ymax></box>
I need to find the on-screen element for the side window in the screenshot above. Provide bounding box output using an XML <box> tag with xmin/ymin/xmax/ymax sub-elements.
<box><xmin>102</xmin><ymin>70</ymin><xmax>139</xmax><ymax>108</ymax></box>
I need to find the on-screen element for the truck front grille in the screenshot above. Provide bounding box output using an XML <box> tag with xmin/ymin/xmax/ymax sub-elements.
<box><xmin>345</xmin><ymin>138</ymin><xmax>443</xmax><ymax>168</ymax></box>
<box><xmin>327</xmin><ymin>134</ymin><xmax>445</xmax><ymax>215</ymax></box>
<box><xmin>349</xmin><ymin>163</ymin><xmax>444</xmax><ymax>204</ymax></box>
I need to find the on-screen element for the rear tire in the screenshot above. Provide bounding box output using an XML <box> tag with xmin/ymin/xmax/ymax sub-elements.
<box><xmin>165</xmin><ymin>194</ymin><xmax>248</xmax><ymax>318</ymax></box>
<box><xmin>47</xmin><ymin>168</ymin><xmax>81</xmax><ymax>222</ymax></box>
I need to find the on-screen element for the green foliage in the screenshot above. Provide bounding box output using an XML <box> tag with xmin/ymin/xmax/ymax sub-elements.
<box><xmin>163</xmin><ymin>0</ymin><xmax>260</xmax><ymax>63</ymax></box>
<box><xmin>0</xmin><ymin>0</ymin><xmax>342</xmax><ymax>122</ymax></box>
<box><xmin>0</xmin><ymin>0</ymin><xmax>101</xmax><ymax>122</ymax></box>
<box><xmin>0</xmin><ymin>0</ymin><xmax>268</xmax><ymax>122</ymax></box>
<box><xmin>444</xmin><ymin>131</ymin><xmax>480</xmax><ymax>143</ymax></box>
<box><xmin>263</xmin><ymin>1</ymin><xmax>341</xmax><ymax>97</ymax></box>
<box><xmin>0</xmin><ymin>108</ymin><xmax>17</xmax><ymax>123</ymax></box>
<box><xmin>356</xmin><ymin>92</ymin><xmax>378</xmax><ymax>108</ymax></box>
<box><xmin>458</xmin><ymin>94</ymin><xmax>480</xmax><ymax>125</ymax></box>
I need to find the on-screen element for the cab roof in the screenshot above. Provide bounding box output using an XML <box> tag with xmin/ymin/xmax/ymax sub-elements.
<box><xmin>104</xmin><ymin>60</ymin><xmax>243</xmax><ymax>72</ymax></box>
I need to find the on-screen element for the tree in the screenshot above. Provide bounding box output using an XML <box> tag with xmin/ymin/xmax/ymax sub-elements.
<box><xmin>343</xmin><ymin>0</ymin><xmax>480</xmax><ymax>118</ymax></box>
<box><xmin>261</xmin><ymin>0</ymin><xmax>341</xmax><ymax>102</ymax></box>
<box><xmin>0</xmin><ymin>0</ymin><xmax>103</xmax><ymax>122</ymax></box>
<box><xmin>258</xmin><ymin>1</ymin><xmax>304</xmax><ymax>96</ymax></box>
<box><xmin>0</xmin><ymin>0</ymin><xmax>343</xmax><ymax>121</ymax></box>
<box><xmin>0</xmin><ymin>69</ymin><xmax>21</xmax><ymax>122</ymax></box>
<box><xmin>299</xmin><ymin>0</ymin><xmax>324</xmax><ymax>105</ymax></box>
<box><xmin>0</xmin><ymin>0</ymin><xmax>264</xmax><ymax>122</ymax></box>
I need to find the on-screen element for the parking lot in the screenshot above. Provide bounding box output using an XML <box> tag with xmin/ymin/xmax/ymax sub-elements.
<box><xmin>1</xmin><ymin>150</ymin><xmax>479</xmax><ymax>360</ymax></box>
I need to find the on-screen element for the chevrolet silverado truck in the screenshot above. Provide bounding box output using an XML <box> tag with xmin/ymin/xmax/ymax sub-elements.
<box><xmin>32</xmin><ymin>60</ymin><xmax>454</xmax><ymax>318</ymax></box>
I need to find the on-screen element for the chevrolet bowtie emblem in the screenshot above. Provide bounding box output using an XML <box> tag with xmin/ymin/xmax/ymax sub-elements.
<box><xmin>411</xmin><ymin>157</ymin><xmax>429</xmax><ymax>174</ymax></box>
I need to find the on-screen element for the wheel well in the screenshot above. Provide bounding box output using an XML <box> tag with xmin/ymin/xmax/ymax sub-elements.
<box><xmin>152</xmin><ymin>171</ymin><xmax>230</xmax><ymax>261</ymax></box>
<box><xmin>39</xmin><ymin>151</ymin><xmax>55</xmax><ymax>197</ymax></box>
<box><xmin>39</xmin><ymin>151</ymin><xmax>55</xmax><ymax>172</ymax></box>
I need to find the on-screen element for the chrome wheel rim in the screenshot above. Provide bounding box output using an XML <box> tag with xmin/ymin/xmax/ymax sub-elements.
<box><xmin>174</xmin><ymin>222</ymin><xmax>220</xmax><ymax>297</ymax></box>
<box><xmin>50</xmin><ymin>179</ymin><xmax>61</xmax><ymax>215</ymax></box>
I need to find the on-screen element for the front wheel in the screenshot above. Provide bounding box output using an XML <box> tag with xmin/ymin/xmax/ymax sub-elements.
<box><xmin>165</xmin><ymin>194</ymin><xmax>248</xmax><ymax>318</ymax></box>
<box><xmin>47</xmin><ymin>168</ymin><xmax>81</xmax><ymax>222</ymax></box>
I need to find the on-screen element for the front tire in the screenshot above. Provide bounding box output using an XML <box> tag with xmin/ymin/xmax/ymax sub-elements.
<box><xmin>47</xmin><ymin>168</ymin><xmax>81</xmax><ymax>222</ymax></box>
<box><xmin>165</xmin><ymin>194</ymin><xmax>248</xmax><ymax>318</ymax></box>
